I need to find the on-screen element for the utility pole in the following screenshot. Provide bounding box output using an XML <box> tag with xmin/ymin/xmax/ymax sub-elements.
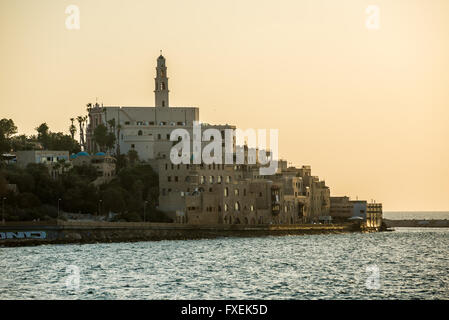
<box><xmin>98</xmin><ymin>200</ymin><xmax>102</xmax><ymax>220</ymax></box>
<box><xmin>57</xmin><ymin>198</ymin><xmax>62</xmax><ymax>225</ymax></box>
<box><xmin>2</xmin><ymin>197</ymin><xmax>6</xmax><ymax>224</ymax></box>
<box><xmin>144</xmin><ymin>201</ymin><xmax>148</xmax><ymax>223</ymax></box>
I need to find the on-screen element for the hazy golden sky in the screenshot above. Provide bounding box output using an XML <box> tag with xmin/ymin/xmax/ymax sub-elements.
<box><xmin>1</xmin><ymin>0</ymin><xmax>448</xmax><ymax>211</ymax></box>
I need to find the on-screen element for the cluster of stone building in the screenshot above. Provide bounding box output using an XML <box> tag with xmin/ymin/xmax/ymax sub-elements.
<box><xmin>81</xmin><ymin>54</ymin><xmax>382</xmax><ymax>227</ymax></box>
<box><xmin>2</xmin><ymin>54</ymin><xmax>382</xmax><ymax>227</ymax></box>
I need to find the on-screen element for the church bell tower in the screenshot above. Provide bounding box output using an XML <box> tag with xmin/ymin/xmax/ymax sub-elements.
<box><xmin>154</xmin><ymin>53</ymin><xmax>169</xmax><ymax>107</ymax></box>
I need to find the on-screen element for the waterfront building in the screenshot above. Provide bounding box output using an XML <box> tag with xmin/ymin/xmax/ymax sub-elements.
<box><xmin>330</xmin><ymin>196</ymin><xmax>353</xmax><ymax>222</ymax></box>
<box><xmin>330</xmin><ymin>196</ymin><xmax>383</xmax><ymax>228</ymax></box>
<box><xmin>367</xmin><ymin>202</ymin><xmax>383</xmax><ymax>228</ymax></box>
<box><xmin>84</xmin><ymin>54</ymin><xmax>379</xmax><ymax>226</ymax></box>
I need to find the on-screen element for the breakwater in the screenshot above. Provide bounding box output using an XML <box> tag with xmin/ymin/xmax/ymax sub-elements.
<box><xmin>384</xmin><ymin>219</ymin><xmax>449</xmax><ymax>228</ymax></box>
<box><xmin>0</xmin><ymin>221</ymin><xmax>367</xmax><ymax>247</ymax></box>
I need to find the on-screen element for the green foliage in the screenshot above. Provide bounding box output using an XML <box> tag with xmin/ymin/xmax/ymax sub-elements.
<box><xmin>35</xmin><ymin>123</ymin><xmax>81</xmax><ymax>154</ymax></box>
<box><xmin>0</xmin><ymin>158</ymin><xmax>169</xmax><ymax>222</ymax></box>
<box><xmin>0</xmin><ymin>118</ymin><xmax>18</xmax><ymax>153</ymax></box>
<box><xmin>0</xmin><ymin>119</ymin><xmax>81</xmax><ymax>154</ymax></box>
<box><xmin>93</xmin><ymin>124</ymin><xmax>115</xmax><ymax>152</ymax></box>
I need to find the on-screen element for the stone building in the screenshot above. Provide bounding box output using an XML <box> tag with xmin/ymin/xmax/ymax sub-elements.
<box><xmin>70</xmin><ymin>151</ymin><xmax>116</xmax><ymax>186</ymax></box>
<box><xmin>158</xmin><ymin>156</ymin><xmax>330</xmax><ymax>225</ymax></box>
<box><xmin>329</xmin><ymin>196</ymin><xmax>383</xmax><ymax>228</ymax></box>
<box><xmin>86</xmin><ymin>54</ymin><xmax>199</xmax><ymax>161</ymax></box>
<box><xmin>16</xmin><ymin>150</ymin><xmax>70</xmax><ymax>179</ymax></box>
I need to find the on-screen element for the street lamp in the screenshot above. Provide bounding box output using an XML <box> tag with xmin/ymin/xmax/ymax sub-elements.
<box><xmin>98</xmin><ymin>200</ymin><xmax>102</xmax><ymax>219</ymax></box>
<box><xmin>57</xmin><ymin>198</ymin><xmax>62</xmax><ymax>221</ymax></box>
<box><xmin>144</xmin><ymin>201</ymin><xmax>148</xmax><ymax>222</ymax></box>
<box><xmin>2</xmin><ymin>197</ymin><xmax>6</xmax><ymax>224</ymax></box>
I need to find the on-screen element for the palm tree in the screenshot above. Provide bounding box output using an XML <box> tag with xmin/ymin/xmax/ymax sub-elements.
<box><xmin>69</xmin><ymin>118</ymin><xmax>77</xmax><ymax>140</ymax></box>
<box><xmin>116</xmin><ymin>124</ymin><xmax>121</xmax><ymax>156</ymax></box>
<box><xmin>77</xmin><ymin>115</ymin><xmax>88</xmax><ymax>150</ymax></box>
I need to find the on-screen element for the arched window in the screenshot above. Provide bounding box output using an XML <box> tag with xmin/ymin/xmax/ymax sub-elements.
<box><xmin>162</xmin><ymin>100</ymin><xmax>165</xmax><ymax>107</ymax></box>
<box><xmin>224</xmin><ymin>203</ymin><xmax>229</xmax><ymax>212</ymax></box>
<box><xmin>250</xmin><ymin>205</ymin><xmax>254</xmax><ymax>212</ymax></box>
<box><xmin>234</xmin><ymin>189</ymin><xmax>239</xmax><ymax>196</ymax></box>
<box><xmin>224</xmin><ymin>187</ymin><xmax>229</xmax><ymax>197</ymax></box>
<box><xmin>209</xmin><ymin>176</ymin><xmax>214</xmax><ymax>184</ymax></box>
<box><xmin>217</xmin><ymin>176</ymin><xmax>222</xmax><ymax>183</ymax></box>
<box><xmin>138</xmin><ymin>130</ymin><xmax>143</xmax><ymax>136</ymax></box>
<box><xmin>234</xmin><ymin>202</ymin><xmax>240</xmax><ymax>211</ymax></box>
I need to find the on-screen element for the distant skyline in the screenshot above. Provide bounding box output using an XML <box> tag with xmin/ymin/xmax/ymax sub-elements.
<box><xmin>1</xmin><ymin>0</ymin><xmax>448</xmax><ymax>211</ymax></box>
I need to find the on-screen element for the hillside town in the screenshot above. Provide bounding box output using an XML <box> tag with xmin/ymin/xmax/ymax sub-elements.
<box><xmin>0</xmin><ymin>55</ymin><xmax>382</xmax><ymax>228</ymax></box>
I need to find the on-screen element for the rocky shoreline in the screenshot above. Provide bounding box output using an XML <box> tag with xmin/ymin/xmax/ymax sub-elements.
<box><xmin>0</xmin><ymin>221</ymin><xmax>371</xmax><ymax>247</ymax></box>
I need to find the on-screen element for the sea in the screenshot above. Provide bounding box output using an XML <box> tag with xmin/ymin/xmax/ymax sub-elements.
<box><xmin>1</xmin><ymin>212</ymin><xmax>448</xmax><ymax>300</ymax></box>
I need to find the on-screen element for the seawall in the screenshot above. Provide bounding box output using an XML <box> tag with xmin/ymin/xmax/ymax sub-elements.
<box><xmin>384</xmin><ymin>219</ymin><xmax>449</xmax><ymax>228</ymax></box>
<box><xmin>0</xmin><ymin>221</ymin><xmax>367</xmax><ymax>247</ymax></box>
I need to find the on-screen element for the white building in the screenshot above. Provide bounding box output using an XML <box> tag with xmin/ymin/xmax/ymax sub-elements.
<box><xmin>86</xmin><ymin>54</ymin><xmax>200</xmax><ymax>161</ymax></box>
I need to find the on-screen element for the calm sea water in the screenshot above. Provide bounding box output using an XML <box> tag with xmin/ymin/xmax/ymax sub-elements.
<box><xmin>1</xmin><ymin>227</ymin><xmax>448</xmax><ymax>300</ymax></box>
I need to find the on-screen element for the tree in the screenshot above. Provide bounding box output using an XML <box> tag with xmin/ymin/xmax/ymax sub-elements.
<box><xmin>93</xmin><ymin>124</ymin><xmax>115</xmax><ymax>152</ymax></box>
<box><xmin>10</xmin><ymin>134</ymin><xmax>34</xmax><ymax>151</ymax></box>
<box><xmin>0</xmin><ymin>118</ymin><xmax>18</xmax><ymax>153</ymax></box>
<box><xmin>69</xmin><ymin>118</ymin><xmax>77</xmax><ymax>140</ymax></box>
<box><xmin>35</xmin><ymin>123</ymin><xmax>49</xmax><ymax>141</ymax></box>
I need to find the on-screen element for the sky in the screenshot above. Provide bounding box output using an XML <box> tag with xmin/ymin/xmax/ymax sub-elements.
<box><xmin>1</xmin><ymin>0</ymin><xmax>448</xmax><ymax>211</ymax></box>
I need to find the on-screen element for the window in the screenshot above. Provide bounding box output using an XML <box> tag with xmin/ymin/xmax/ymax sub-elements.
<box><xmin>235</xmin><ymin>202</ymin><xmax>240</xmax><ymax>211</ymax></box>
<box><xmin>166</xmin><ymin>134</ymin><xmax>170</xmax><ymax>140</ymax></box>
<box><xmin>149</xmin><ymin>121</ymin><xmax>155</xmax><ymax>125</ymax></box>
<box><xmin>200</xmin><ymin>176</ymin><xmax>206</xmax><ymax>184</ymax></box>
<box><xmin>234</xmin><ymin>189</ymin><xmax>239</xmax><ymax>196</ymax></box>
<box><xmin>158</xmin><ymin>134</ymin><xmax>161</xmax><ymax>140</ymax></box>
<box><xmin>224</xmin><ymin>187</ymin><xmax>229</xmax><ymax>197</ymax></box>
<box><xmin>167</xmin><ymin>176</ymin><xmax>171</xmax><ymax>182</ymax></box>
<box><xmin>226</xmin><ymin>176</ymin><xmax>231</xmax><ymax>183</ymax></box>
<box><xmin>131</xmin><ymin>144</ymin><xmax>135</xmax><ymax>149</ymax></box>
<box><xmin>217</xmin><ymin>176</ymin><xmax>222</xmax><ymax>183</ymax></box>
<box><xmin>250</xmin><ymin>205</ymin><xmax>254</xmax><ymax>211</ymax></box>
<box><xmin>138</xmin><ymin>130</ymin><xmax>143</xmax><ymax>136</ymax></box>
<box><xmin>209</xmin><ymin>176</ymin><xmax>214</xmax><ymax>184</ymax></box>
<box><xmin>162</xmin><ymin>101</ymin><xmax>165</xmax><ymax>107</ymax></box>
<box><xmin>174</xmin><ymin>176</ymin><xmax>178</xmax><ymax>182</ymax></box>
<box><xmin>224</xmin><ymin>204</ymin><xmax>229</xmax><ymax>212</ymax></box>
